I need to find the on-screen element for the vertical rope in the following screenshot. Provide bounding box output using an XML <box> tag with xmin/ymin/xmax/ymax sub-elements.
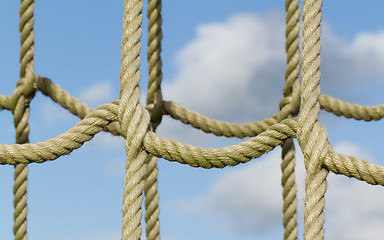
<box><xmin>279</xmin><ymin>1</ymin><xmax>300</xmax><ymax>240</ymax></box>
<box><xmin>13</xmin><ymin>0</ymin><xmax>37</xmax><ymax>239</ymax></box>
<box><xmin>144</xmin><ymin>155</ymin><xmax>160</xmax><ymax>240</ymax></box>
<box><xmin>119</xmin><ymin>0</ymin><xmax>151</xmax><ymax>239</ymax></box>
<box><xmin>144</xmin><ymin>0</ymin><xmax>163</xmax><ymax>239</ymax></box>
<box><xmin>146</xmin><ymin>0</ymin><xmax>163</xmax><ymax>130</ymax></box>
<box><xmin>299</xmin><ymin>0</ymin><xmax>329</xmax><ymax>239</ymax></box>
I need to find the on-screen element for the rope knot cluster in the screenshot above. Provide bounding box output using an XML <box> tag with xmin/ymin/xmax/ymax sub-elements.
<box><xmin>2</xmin><ymin>0</ymin><xmax>384</xmax><ymax>240</ymax></box>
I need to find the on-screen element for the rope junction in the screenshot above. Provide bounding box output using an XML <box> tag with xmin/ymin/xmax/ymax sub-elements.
<box><xmin>1</xmin><ymin>0</ymin><xmax>384</xmax><ymax>239</ymax></box>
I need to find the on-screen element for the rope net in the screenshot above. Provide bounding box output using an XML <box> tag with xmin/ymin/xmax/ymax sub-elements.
<box><xmin>1</xmin><ymin>0</ymin><xmax>384</xmax><ymax>239</ymax></box>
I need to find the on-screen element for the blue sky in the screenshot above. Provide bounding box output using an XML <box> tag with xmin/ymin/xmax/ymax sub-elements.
<box><xmin>1</xmin><ymin>1</ymin><xmax>384</xmax><ymax>240</ymax></box>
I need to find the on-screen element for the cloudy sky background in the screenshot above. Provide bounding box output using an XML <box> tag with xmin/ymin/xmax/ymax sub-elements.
<box><xmin>1</xmin><ymin>0</ymin><xmax>384</xmax><ymax>240</ymax></box>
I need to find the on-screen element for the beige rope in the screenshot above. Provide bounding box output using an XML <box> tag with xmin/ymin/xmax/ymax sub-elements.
<box><xmin>143</xmin><ymin>119</ymin><xmax>297</xmax><ymax>168</ymax></box>
<box><xmin>0</xmin><ymin>102</ymin><xmax>118</xmax><ymax>165</ymax></box>
<box><xmin>36</xmin><ymin>76</ymin><xmax>122</xmax><ymax>135</ymax></box>
<box><xmin>299</xmin><ymin>0</ymin><xmax>328</xmax><ymax>239</ymax></box>
<box><xmin>319</xmin><ymin>94</ymin><xmax>384</xmax><ymax>121</ymax></box>
<box><xmin>119</xmin><ymin>0</ymin><xmax>150</xmax><ymax>239</ymax></box>
<box><xmin>324</xmin><ymin>147</ymin><xmax>384</xmax><ymax>186</ymax></box>
<box><xmin>163</xmin><ymin>101</ymin><xmax>278</xmax><ymax>138</ymax></box>
<box><xmin>280</xmin><ymin>0</ymin><xmax>300</xmax><ymax>239</ymax></box>
<box><xmin>3</xmin><ymin>1</ymin><xmax>384</xmax><ymax>239</ymax></box>
<box><xmin>13</xmin><ymin>0</ymin><xmax>37</xmax><ymax>239</ymax></box>
<box><xmin>0</xmin><ymin>95</ymin><xmax>12</xmax><ymax>110</ymax></box>
<box><xmin>144</xmin><ymin>0</ymin><xmax>163</xmax><ymax>239</ymax></box>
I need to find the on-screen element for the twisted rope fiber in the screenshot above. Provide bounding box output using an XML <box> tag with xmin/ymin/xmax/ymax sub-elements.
<box><xmin>163</xmin><ymin>101</ymin><xmax>279</xmax><ymax>138</ymax></box>
<box><xmin>299</xmin><ymin>0</ymin><xmax>329</xmax><ymax>239</ymax></box>
<box><xmin>3</xmin><ymin>1</ymin><xmax>384</xmax><ymax>239</ymax></box>
<box><xmin>13</xmin><ymin>0</ymin><xmax>37</xmax><ymax>239</ymax></box>
<box><xmin>319</xmin><ymin>94</ymin><xmax>384</xmax><ymax>121</ymax></box>
<box><xmin>280</xmin><ymin>0</ymin><xmax>300</xmax><ymax>239</ymax></box>
<box><xmin>0</xmin><ymin>102</ymin><xmax>118</xmax><ymax>165</ymax></box>
<box><xmin>2</xmin><ymin>94</ymin><xmax>384</xmax><ymax>191</ymax></box>
<box><xmin>143</xmin><ymin>119</ymin><xmax>297</xmax><ymax>168</ymax></box>
<box><xmin>4</xmin><ymin>88</ymin><xmax>384</xmax><ymax>125</ymax></box>
<box><xmin>119</xmin><ymin>0</ymin><xmax>151</xmax><ymax>239</ymax></box>
<box><xmin>144</xmin><ymin>0</ymin><xmax>163</xmax><ymax>239</ymax></box>
<box><xmin>36</xmin><ymin>76</ymin><xmax>122</xmax><ymax>135</ymax></box>
<box><xmin>2</xmin><ymin>104</ymin><xmax>384</xmax><ymax>190</ymax></box>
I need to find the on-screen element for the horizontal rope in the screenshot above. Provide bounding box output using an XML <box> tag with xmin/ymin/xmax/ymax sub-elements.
<box><xmin>319</xmin><ymin>95</ymin><xmax>384</xmax><ymax>121</ymax></box>
<box><xmin>143</xmin><ymin>118</ymin><xmax>297</xmax><ymax>168</ymax></box>
<box><xmin>324</xmin><ymin>147</ymin><xmax>384</xmax><ymax>186</ymax></box>
<box><xmin>36</xmin><ymin>76</ymin><xmax>122</xmax><ymax>136</ymax></box>
<box><xmin>163</xmin><ymin>100</ymin><xmax>278</xmax><ymax>138</ymax></box>
<box><xmin>1</xmin><ymin>98</ymin><xmax>384</xmax><ymax>187</ymax></box>
<box><xmin>0</xmin><ymin>101</ymin><xmax>118</xmax><ymax>165</ymax></box>
<box><xmin>4</xmin><ymin>80</ymin><xmax>382</xmax><ymax>127</ymax></box>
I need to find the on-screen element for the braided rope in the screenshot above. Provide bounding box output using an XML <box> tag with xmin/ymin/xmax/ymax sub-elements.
<box><xmin>163</xmin><ymin>101</ymin><xmax>278</xmax><ymax>138</ymax></box>
<box><xmin>143</xmin><ymin>119</ymin><xmax>297</xmax><ymax>168</ymax></box>
<box><xmin>13</xmin><ymin>0</ymin><xmax>37</xmax><ymax>239</ymax></box>
<box><xmin>36</xmin><ymin>76</ymin><xmax>122</xmax><ymax>135</ymax></box>
<box><xmin>2</xmin><ymin>1</ymin><xmax>384</xmax><ymax>239</ymax></box>
<box><xmin>0</xmin><ymin>102</ymin><xmax>118</xmax><ymax>165</ymax></box>
<box><xmin>319</xmin><ymin>94</ymin><xmax>384</xmax><ymax>121</ymax></box>
<box><xmin>280</xmin><ymin>0</ymin><xmax>300</xmax><ymax>239</ymax></box>
<box><xmin>0</xmin><ymin>95</ymin><xmax>12</xmax><ymax>110</ymax></box>
<box><xmin>144</xmin><ymin>0</ymin><xmax>163</xmax><ymax>239</ymax></box>
<box><xmin>119</xmin><ymin>0</ymin><xmax>150</xmax><ymax>239</ymax></box>
<box><xmin>299</xmin><ymin>0</ymin><xmax>328</xmax><ymax>239</ymax></box>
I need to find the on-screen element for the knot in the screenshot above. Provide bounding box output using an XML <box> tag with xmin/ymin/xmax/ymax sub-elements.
<box><xmin>118</xmin><ymin>91</ymin><xmax>151</xmax><ymax>141</ymax></box>
<box><xmin>15</xmin><ymin>74</ymin><xmax>37</xmax><ymax>103</ymax></box>
<box><xmin>302</xmin><ymin>121</ymin><xmax>329</xmax><ymax>173</ymax></box>
<box><xmin>278</xmin><ymin>94</ymin><xmax>300</xmax><ymax>122</ymax></box>
<box><xmin>145</xmin><ymin>96</ymin><xmax>163</xmax><ymax>130</ymax></box>
<box><xmin>278</xmin><ymin>80</ymin><xmax>300</xmax><ymax>122</ymax></box>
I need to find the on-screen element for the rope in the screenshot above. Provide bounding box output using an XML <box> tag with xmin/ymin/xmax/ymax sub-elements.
<box><xmin>299</xmin><ymin>0</ymin><xmax>328</xmax><ymax>239</ymax></box>
<box><xmin>36</xmin><ymin>76</ymin><xmax>122</xmax><ymax>135</ymax></box>
<box><xmin>280</xmin><ymin>0</ymin><xmax>300</xmax><ymax>239</ymax></box>
<box><xmin>0</xmin><ymin>102</ymin><xmax>118</xmax><ymax>165</ymax></box>
<box><xmin>143</xmin><ymin>119</ymin><xmax>297</xmax><ymax>168</ymax></box>
<box><xmin>144</xmin><ymin>0</ymin><xmax>163</xmax><ymax>239</ymax></box>
<box><xmin>163</xmin><ymin>101</ymin><xmax>279</xmax><ymax>138</ymax></box>
<box><xmin>2</xmin><ymin>1</ymin><xmax>384</xmax><ymax>239</ymax></box>
<box><xmin>119</xmin><ymin>0</ymin><xmax>149</xmax><ymax>239</ymax></box>
<box><xmin>13</xmin><ymin>0</ymin><xmax>37</xmax><ymax>239</ymax></box>
<box><xmin>319</xmin><ymin>94</ymin><xmax>384</xmax><ymax>121</ymax></box>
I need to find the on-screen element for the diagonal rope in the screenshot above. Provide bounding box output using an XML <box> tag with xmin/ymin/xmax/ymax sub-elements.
<box><xmin>36</xmin><ymin>76</ymin><xmax>122</xmax><ymax>135</ymax></box>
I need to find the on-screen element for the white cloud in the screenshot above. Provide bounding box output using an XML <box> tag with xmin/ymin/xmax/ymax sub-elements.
<box><xmin>325</xmin><ymin>142</ymin><xmax>384</xmax><ymax>240</ymax></box>
<box><xmin>174</xmin><ymin>140</ymin><xmax>384</xmax><ymax>239</ymax></box>
<box><xmin>148</xmin><ymin>11</ymin><xmax>384</xmax><ymax>239</ymax></box>
<box><xmin>79</xmin><ymin>81</ymin><xmax>114</xmax><ymax>107</ymax></box>
<box><xmin>161</xmin><ymin>12</ymin><xmax>384</xmax><ymax>130</ymax></box>
<box><xmin>333</xmin><ymin>141</ymin><xmax>373</xmax><ymax>160</ymax></box>
<box><xmin>177</xmin><ymin>149</ymin><xmax>288</xmax><ymax>236</ymax></box>
<box><xmin>319</xmin><ymin>24</ymin><xmax>384</xmax><ymax>100</ymax></box>
<box><xmin>163</xmin><ymin>13</ymin><xmax>286</xmax><ymax>123</ymax></box>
